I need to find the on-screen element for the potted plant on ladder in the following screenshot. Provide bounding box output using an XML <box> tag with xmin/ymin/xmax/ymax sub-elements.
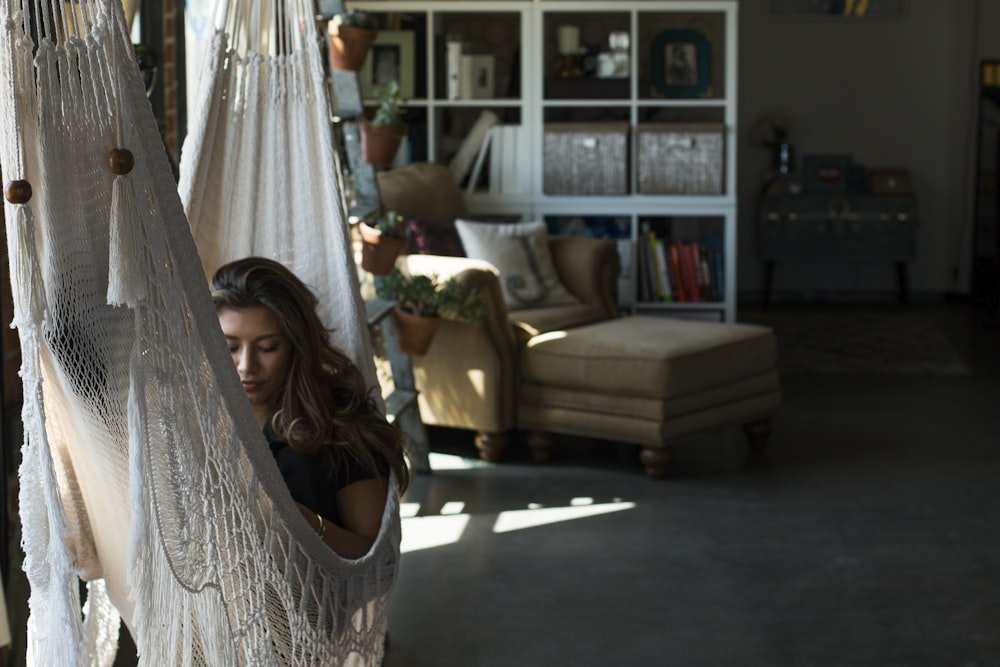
<box><xmin>376</xmin><ymin>268</ymin><xmax>486</xmax><ymax>356</ymax></box>
<box><xmin>360</xmin><ymin>80</ymin><xmax>408</xmax><ymax>168</ymax></box>
<box><xmin>359</xmin><ymin>209</ymin><xmax>407</xmax><ymax>275</ymax></box>
<box><xmin>327</xmin><ymin>8</ymin><xmax>378</xmax><ymax>72</ymax></box>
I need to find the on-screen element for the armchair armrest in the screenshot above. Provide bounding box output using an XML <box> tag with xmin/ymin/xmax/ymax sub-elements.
<box><xmin>395</xmin><ymin>255</ymin><xmax>519</xmax><ymax>433</ymax></box>
<box><xmin>547</xmin><ymin>236</ymin><xmax>621</xmax><ymax>320</ymax></box>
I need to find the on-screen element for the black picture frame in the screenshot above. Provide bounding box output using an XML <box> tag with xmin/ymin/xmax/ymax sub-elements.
<box><xmin>652</xmin><ymin>29</ymin><xmax>711</xmax><ymax>99</ymax></box>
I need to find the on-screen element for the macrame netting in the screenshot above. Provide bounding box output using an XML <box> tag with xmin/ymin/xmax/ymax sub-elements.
<box><xmin>178</xmin><ymin>0</ymin><xmax>376</xmax><ymax>390</ymax></box>
<box><xmin>0</xmin><ymin>0</ymin><xmax>399</xmax><ymax>664</ymax></box>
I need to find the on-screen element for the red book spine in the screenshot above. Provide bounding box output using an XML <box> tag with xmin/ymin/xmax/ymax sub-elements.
<box><xmin>668</xmin><ymin>242</ymin><xmax>686</xmax><ymax>302</ymax></box>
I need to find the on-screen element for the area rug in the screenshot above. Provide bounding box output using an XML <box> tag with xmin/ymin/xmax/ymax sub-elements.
<box><xmin>739</xmin><ymin>307</ymin><xmax>971</xmax><ymax>375</ymax></box>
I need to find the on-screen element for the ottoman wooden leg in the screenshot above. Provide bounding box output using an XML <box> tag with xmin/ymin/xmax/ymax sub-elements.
<box><xmin>526</xmin><ymin>431</ymin><xmax>555</xmax><ymax>463</ymax></box>
<box><xmin>475</xmin><ymin>431</ymin><xmax>508</xmax><ymax>462</ymax></box>
<box><xmin>639</xmin><ymin>446</ymin><xmax>672</xmax><ymax>479</ymax></box>
<box><xmin>743</xmin><ymin>418</ymin><xmax>773</xmax><ymax>453</ymax></box>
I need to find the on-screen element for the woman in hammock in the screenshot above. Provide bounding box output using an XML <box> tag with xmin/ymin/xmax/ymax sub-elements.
<box><xmin>211</xmin><ymin>257</ymin><xmax>409</xmax><ymax>559</ymax></box>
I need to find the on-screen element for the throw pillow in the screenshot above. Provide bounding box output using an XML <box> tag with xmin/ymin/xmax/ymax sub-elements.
<box><xmin>404</xmin><ymin>218</ymin><xmax>465</xmax><ymax>257</ymax></box>
<box><xmin>454</xmin><ymin>220</ymin><xmax>580</xmax><ymax>309</ymax></box>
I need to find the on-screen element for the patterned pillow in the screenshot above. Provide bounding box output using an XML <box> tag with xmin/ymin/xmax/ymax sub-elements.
<box><xmin>454</xmin><ymin>219</ymin><xmax>580</xmax><ymax>309</ymax></box>
<box><xmin>404</xmin><ymin>218</ymin><xmax>465</xmax><ymax>257</ymax></box>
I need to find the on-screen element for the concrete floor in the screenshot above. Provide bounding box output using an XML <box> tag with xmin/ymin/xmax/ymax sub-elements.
<box><xmin>382</xmin><ymin>301</ymin><xmax>1000</xmax><ymax>667</ymax></box>
<box><xmin>4</xmin><ymin>301</ymin><xmax>1000</xmax><ymax>666</ymax></box>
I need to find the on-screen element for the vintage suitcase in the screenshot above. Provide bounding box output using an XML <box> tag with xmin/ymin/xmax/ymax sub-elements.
<box><xmin>758</xmin><ymin>194</ymin><xmax>917</xmax><ymax>260</ymax></box>
<box><xmin>543</xmin><ymin>122</ymin><xmax>629</xmax><ymax>195</ymax></box>
<box><xmin>637</xmin><ymin>122</ymin><xmax>725</xmax><ymax>194</ymax></box>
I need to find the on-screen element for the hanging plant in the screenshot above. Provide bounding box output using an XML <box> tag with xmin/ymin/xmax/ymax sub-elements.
<box><xmin>327</xmin><ymin>9</ymin><xmax>378</xmax><ymax>72</ymax></box>
<box><xmin>360</xmin><ymin>81</ymin><xmax>409</xmax><ymax>167</ymax></box>
<box><xmin>359</xmin><ymin>210</ymin><xmax>407</xmax><ymax>275</ymax></box>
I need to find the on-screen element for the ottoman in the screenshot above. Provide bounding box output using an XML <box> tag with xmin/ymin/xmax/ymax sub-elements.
<box><xmin>517</xmin><ymin>316</ymin><xmax>782</xmax><ymax>478</ymax></box>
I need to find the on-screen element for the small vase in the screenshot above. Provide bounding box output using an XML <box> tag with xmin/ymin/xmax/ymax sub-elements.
<box><xmin>359</xmin><ymin>222</ymin><xmax>407</xmax><ymax>275</ymax></box>
<box><xmin>360</xmin><ymin>119</ymin><xmax>409</xmax><ymax>168</ymax></box>
<box><xmin>773</xmin><ymin>141</ymin><xmax>795</xmax><ymax>175</ymax></box>
<box><xmin>394</xmin><ymin>307</ymin><xmax>442</xmax><ymax>356</ymax></box>
<box><xmin>328</xmin><ymin>23</ymin><xmax>377</xmax><ymax>72</ymax></box>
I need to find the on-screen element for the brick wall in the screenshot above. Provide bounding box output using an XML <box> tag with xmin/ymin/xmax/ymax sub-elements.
<box><xmin>161</xmin><ymin>0</ymin><xmax>180</xmax><ymax>159</ymax></box>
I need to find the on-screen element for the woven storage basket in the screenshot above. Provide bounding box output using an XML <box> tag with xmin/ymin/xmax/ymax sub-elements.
<box><xmin>543</xmin><ymin>122</ymin><xmax>629</xmax><ymax>195</ymax></box>
<box><xmin>637</xmin><ymin>122</ymin><xmax>724</xmax><ymax>195</ymax></box>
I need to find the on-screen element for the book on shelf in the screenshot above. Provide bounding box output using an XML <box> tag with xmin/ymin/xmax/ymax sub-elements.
<box><xmin>668</xmin><ymin>242</ymin><xmax>686</xmax><ymax>302</ymax></box>
<box><xmin>653</xmin><ymin>237</ymin><xmax>674</xmax><ymax>302</ymax></box>
<box><xmin>643</xmin><ymin>232</ymin><xmax>661</xmax><ymax>300</ymax></box>
<box><xmin>488</xmin><ymin>125</ymin><xmax>503</xmax><ymax>194</ymax></box>
<box><xmin>465</xmin><ymin>126</ymin><xmax>493</xmax><ymax>195</ymax></box>
<box><xmin>449</xmin><ymin>110</ymin><xmax>499</xmax><ymax>186</ymax></box>
<box><xmin>686</xmin><ymin>242</ymin><xmax>704</xmax><ymax>302</ymax></box>
<box><xmin>446</xmin><ymin>38</ymin><xmax>463</xmax><ymax>100</ymax></box>
<box><xmin>615</xmin><ymin>239</ymin><xmax>634</xmax><ymax>307</ymax></box>
<box><xmin>482</xmin><ymin>124</ymin><xmax>526</xmax><ymax>195</ymax></box>
<box><xmin>636</xmin><ymin>232</ymin><xmax>651</xmax><ymax>303</ymax></box>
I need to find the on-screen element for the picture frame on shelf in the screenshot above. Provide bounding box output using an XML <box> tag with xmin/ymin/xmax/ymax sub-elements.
<box><xmin>651</xmin><ymin>29</ymin><xmax>711</xmax><ymax>99</ymax></box>
<box><xmin>360</xmin><ymin>30</ymin><xmax>415</xmax><ymax>100</ymax></box>
<box><xmin>460</xmin><ymin>54</ymin><xmax>495</xmax><ymax>99</ymax></box>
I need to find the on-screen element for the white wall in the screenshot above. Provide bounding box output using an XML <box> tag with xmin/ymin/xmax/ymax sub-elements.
<box><xmin>737</xmin><ymin>1</ymin><xmax>995</xmax><ymax>299</ymax></box>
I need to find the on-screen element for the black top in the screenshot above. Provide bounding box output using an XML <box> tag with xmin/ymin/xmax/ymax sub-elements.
<box><xmin>264</xmin><ymin>421</ymin><xmax>386</xmax><ymax>527</ymax></box>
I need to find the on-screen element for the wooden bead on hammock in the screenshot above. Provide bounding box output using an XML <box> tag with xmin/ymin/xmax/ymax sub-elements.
<box><xmin>108</xmin><ymin>148</ymin><xmax>134</xmax><ymax>175</ymax></box>
<box><xmin>4</xmin><ymin>180</ymin><xmax>32</xmax><ymax>204</ymax></box>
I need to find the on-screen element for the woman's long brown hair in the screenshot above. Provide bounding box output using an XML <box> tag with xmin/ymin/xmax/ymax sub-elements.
<box><xmin>211</xmin><ymin>257</ymin><xmax>409</xmax><ymax>493</ymax></box>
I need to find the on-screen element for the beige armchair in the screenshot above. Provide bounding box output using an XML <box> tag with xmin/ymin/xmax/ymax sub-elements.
<box><xmin>377</xmin><ymin>162</ymin><xmax>780</xmax><ymax>477</ymax></box>
<box><xmin>377</xmin><ymin>163</ymin><xmax>621</xmax><ymax>460</ymax></box>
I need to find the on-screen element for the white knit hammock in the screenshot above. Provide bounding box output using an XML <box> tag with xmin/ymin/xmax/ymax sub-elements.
<box><xmin>0</xmin><ymin>0</ymin><xmax>399</xmax><ymax>664</ymax></box>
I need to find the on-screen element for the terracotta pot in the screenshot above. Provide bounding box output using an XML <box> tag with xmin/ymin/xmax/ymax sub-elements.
<box><xmin>360</xmin><ymin>119</ymin><xmax>409</xmax><ymax>168</ymax></box>
<box><xmin>394</xmin><ymin>306</ymin><xmax>441</xmax><ymax>356</ymax></box>
<box><xmin>327</xmin><ymin>23</ymin><xmax>377</xmax><ymax>72</ymax></box>
<box><xmin>359</xmin><ymin>222</ymin><xmax>407</xmax><ymax>275</ymax></box>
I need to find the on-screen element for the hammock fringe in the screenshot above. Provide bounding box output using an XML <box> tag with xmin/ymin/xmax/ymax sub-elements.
<box><xmin>108</xmin><ymin>169</ymin><xmax>148</xmax><ymax>307</ymax></box>
<box><xmin>8</xmin><ymin>204</ymin><xmax>47</xmax><ymax>329</ymax></box>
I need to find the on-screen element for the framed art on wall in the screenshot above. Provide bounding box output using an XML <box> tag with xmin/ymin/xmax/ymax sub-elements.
<box><xmin>360</xmin><ymin>30</ymin><xmax>415</xmax><ymax>100</ymax></box>
<box><xmin>652</xmin><ymin>29</ymin><xmax>711</xmax><ymax>98</ymax></box>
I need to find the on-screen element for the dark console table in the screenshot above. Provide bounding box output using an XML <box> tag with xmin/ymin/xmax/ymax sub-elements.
<box><xmin>757</xmin><ymin>194</ymin><xmax>917</xmax><ymax>304</ymax></box>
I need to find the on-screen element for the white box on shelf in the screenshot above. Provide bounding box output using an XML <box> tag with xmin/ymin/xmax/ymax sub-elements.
<box><xmin>543</xmin><ymin>122</ymin><xmax>629</xmax><ymax>195</ymax></box>
<box><xmin>637</xmin><ymin>123</ymin><xmax>725</xmax><ymax>195</ymax></box>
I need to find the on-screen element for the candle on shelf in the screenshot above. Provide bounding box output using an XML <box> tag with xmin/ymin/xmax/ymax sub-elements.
<box><xmin>557</xmin><ymin>25</ymin><xmax>580</xmax><ymax>55</ymax></box>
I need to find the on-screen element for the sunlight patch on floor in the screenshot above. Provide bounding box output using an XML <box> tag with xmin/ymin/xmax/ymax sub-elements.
<box><xmin>401</xmin><ymin>498</ymin><xmax>636</xmax><ymax>553</ymax></box>
<box><xmin>425</xmin><ymin>452</ymin><xmax>493</xmax><ymax>470</ymax></box>
<box><xmin>492</xmin><ymin>501</ymin><xmax>635</xmax><ymax>533</ymax></box>
<box><xmin>401</xmin><ymin>514</ymin><xmax>471</xmax><ymax>553</ymax></box>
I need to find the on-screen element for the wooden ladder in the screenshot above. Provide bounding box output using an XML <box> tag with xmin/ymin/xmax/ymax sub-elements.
<box><xmin>321</xmin><ymin>3</ymin><xmax>430</xmax><ymax>473</ymax></box>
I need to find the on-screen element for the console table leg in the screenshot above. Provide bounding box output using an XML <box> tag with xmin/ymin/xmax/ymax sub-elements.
<box><xmin>764</xmin><ymin>260</ymin><xmax>776</xmax><ymax>307</ymax></box>
<box><xmin>896</xmin><ymin>262</ymin><xmax>910</xmax><ymax>304</ymax></box>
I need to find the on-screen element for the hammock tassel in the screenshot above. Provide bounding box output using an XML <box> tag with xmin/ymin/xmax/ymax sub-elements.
<box><xmin>107</xmin><ymin>148</ymin><xmax>147</xmax><ymax>307</ymax></box>
<box><xmin>5</xmin><ymin>180</ymin><xmax>47</xmax><ymax>328</ymax></box>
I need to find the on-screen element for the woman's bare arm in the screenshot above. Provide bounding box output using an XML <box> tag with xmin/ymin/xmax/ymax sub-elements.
<box><xmin>296</xmin><ymin>477</ymin><xmax>388</xmax><ymax>559</ymax></box>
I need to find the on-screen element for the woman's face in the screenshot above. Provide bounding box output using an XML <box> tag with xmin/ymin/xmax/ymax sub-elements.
<box><xmin>218</xmin><ymin>306</ymin><xmax>293</xmax><ymax>426</ymax></box>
